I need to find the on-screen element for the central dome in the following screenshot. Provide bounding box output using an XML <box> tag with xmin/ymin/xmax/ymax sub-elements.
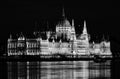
<box><xmin>63</xmin><ymin>19</ymin><xmax>70</xmax><ymax>25</ymax></box>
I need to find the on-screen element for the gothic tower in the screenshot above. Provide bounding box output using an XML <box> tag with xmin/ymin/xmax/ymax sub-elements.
<box><xmin>80</xmin><ymin>20</ymin><xmax>90</xmax><ymax>50</ymax></box>
<box><xmin>81</xmin><ymin>20</ymin><xmax>89</xmax><ymax>42</ymax></box>
<box><xmin>70</xmin><ymin>19</ymin><xmax>76</xmax><ymax>41</ymax></box>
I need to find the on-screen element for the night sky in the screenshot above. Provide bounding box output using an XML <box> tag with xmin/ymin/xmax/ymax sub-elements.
<box><xmin>1</xmin><ymin>0</ymin><xmax>120</xmax><ymax>52</ymax></box>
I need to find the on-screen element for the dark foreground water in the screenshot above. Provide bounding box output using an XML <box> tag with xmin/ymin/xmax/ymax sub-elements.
<box><xmin>0</xmin><ymin>60</ymin><xmax>120</xmax><ymax>79</ymax></box>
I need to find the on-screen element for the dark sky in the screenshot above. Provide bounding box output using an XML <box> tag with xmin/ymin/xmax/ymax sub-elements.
<box><xmin>1</xmin><ymin>0</ymin><xmax>120</xmax><ymax>43</ymax></box>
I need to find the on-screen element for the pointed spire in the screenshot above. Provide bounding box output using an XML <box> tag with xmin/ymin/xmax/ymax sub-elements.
<box><xmin>72</xmin><ymin>19</ymin><xmax>74</xmax><ymax>26</ymax></box>
<box><xmin>62</xmin><ymin>7</ymin><xmax>65</xmax><ymax>18</ymax></box>
<box><xmin>83</xmin><ymin>20</ymin><xmax>88</xmax><ymax>34</ymax></box>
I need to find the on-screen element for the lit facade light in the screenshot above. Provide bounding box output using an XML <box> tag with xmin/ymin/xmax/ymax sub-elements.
<box><xmin>7</xmin><ymin>18</ymin><xmax>112</xmax><ymax>58</ymax></box>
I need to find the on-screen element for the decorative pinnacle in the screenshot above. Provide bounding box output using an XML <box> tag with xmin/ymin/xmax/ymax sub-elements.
<box><xmin>83</xmin><ymin>20</ymin><xmax>87</xmax><ymax>34</ymax></box>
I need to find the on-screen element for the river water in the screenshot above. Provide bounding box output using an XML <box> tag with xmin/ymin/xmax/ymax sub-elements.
<box><xmin>0</xmin><ymin>60</ymin><xmax>120</xmax><ymax>79</ymax></box>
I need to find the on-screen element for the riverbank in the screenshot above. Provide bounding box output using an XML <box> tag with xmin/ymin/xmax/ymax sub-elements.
<box><xmin>0</xmin><ymin>55</ymin><xmax>113</xmax><ymax>62</ymax></box>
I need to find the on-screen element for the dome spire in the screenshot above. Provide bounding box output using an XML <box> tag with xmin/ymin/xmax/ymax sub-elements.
<box><xmin>62</xmin><ymin>7</ymin><xmax>65</xmax><ymax>18</ymax></box>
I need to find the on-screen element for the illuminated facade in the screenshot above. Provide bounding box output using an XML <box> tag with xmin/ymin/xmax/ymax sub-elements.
<box><xmin>7</xmin><ymin>11</ymin><xmax>112</xmax><ymax>58</ymax></box>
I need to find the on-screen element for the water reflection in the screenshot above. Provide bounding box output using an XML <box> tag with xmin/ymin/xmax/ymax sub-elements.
<box><xmin>7</xmin><ymin>61</ymin><xmax>111</xmax><ymax>79</ymax></box>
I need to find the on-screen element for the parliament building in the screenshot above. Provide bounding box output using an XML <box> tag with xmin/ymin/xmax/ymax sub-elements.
<box><xmin>7</xmin><ymin>10</ymin><xmax>112</xmax><ymax>58</ymax></box>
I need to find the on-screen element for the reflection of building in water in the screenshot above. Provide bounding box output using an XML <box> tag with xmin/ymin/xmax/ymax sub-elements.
<box><xmin>73</xmin><ymin>61</ymin><xmax>89</xmax><ymax>79</ymax></box>
<box><xmin>7</xmin><ymin>9</ymin><xmax>112</xmax><ymax>58</ymax></box>
<box><xmin>89</xmin><ymin>61</ymin><xmax>111</xmax><ymax>79</ymax></box>
<box><xmin>40</xmin><ymin>61</ymin><xmax>111</xmax><ymax>79</ymax></box>
<box><xmin>17</xmin><ymin>62</ymin><xmax>27</xmax><ymax>79</ymax></box>
<box><xmin>7</xmin><ymin>62</ymin><xmax>41</xmax><ymax>79</ymax></box>
<box><xmin>7</xmin><ymin>61</ymin><xmax>111</xmax><ymax>79</ymax></box>
<box><xmin>28</xmin><ymin>62</ymin><xmax>40</xmax><ymax>78</ymax></box>
<box><xmin>40</xmin><ymin>61</ymin><xmax>74</xmax><ymax>79</ymax></box>
<box><xmin>7</xmin><ymin>62</ymin><xmax>18</xmax><ymax>79</ymax></box>
<box><xmin>40</xmin><ymin>61</ymin><xmax>89</xmax><ymax>79</ymax></box>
